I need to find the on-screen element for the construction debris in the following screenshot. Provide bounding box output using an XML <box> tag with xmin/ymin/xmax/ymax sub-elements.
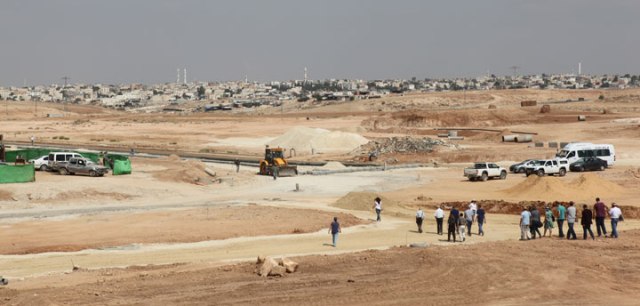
<box><xmin>355</xmin><ymin>137</ymin><xmax>449</xmax><ymax>155</ymax></box>
<box><xmin>256</xmin><ymin>256</ymin><xmax>299</xmax><ymax>277</ymax></box>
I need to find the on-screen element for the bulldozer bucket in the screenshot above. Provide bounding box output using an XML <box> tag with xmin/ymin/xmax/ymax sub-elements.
<box><xmin>277</xmin><ymin>166</ymin><xmax>298</xmax><ymax>177</ymax></box>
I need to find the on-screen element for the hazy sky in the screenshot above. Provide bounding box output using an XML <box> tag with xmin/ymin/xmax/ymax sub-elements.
<box><xmin>0</xmin><ymin>0</ymin><xmax>638</xmax><ymax>86</ymax></box>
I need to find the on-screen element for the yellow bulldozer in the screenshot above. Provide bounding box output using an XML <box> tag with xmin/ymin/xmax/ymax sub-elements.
<box><xmin>259</xmin><ymin>145</ymin><xmax>298</xmax><ymax>177</ymax></box>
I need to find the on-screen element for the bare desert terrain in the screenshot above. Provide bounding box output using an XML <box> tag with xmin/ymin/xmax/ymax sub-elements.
<box><xmin>1</xmin><ymin>88</ymin><xmax>640</xmax><ymax>305</ymax></box>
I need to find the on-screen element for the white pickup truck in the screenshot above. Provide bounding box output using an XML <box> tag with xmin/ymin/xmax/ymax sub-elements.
<box><xmin>464</xmin><ymin>162</ymin><xmax>507</xmax><ymax>181</ymax></box>
<box><xmin>524</xmin><ymin>159</ymin><xmax>568</xmax><ymax>177</ymax></box>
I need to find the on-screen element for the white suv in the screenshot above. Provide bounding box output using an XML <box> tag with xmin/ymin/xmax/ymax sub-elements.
<box><xmin>47</xmin><ymin>152</ymin><xmax>84</xmax><ymax>172</ymax></box>
<box><xmin>525</xmin><ymin>159</ymin><xmax>568</xmax><ymax>177</ymax></box>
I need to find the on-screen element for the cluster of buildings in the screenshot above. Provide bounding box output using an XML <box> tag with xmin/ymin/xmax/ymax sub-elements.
<box><xmin>1</xmin><ymin>73</ymin><xmax>639</xmax><ymax>111</ymax></box>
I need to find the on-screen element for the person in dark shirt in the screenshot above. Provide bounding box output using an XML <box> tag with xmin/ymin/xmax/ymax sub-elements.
<box><xmin>582</xmin><ymin>205</ymin><xmax>595</xmax><ymax>240</ymax></box>
<box><xmin>447</xmin><ymin>207</ymin><xmax>459</xmax><ymax>242</ymax></box>
<box><xmin>329</xmin><ymin>217</ymin><xmax>341</xmax><ymax>247</ymax></box>
<box><xmin>593</xmin><ymin>197</ymin><xmax>608</xmax><ymax>237</ymax></box>
<box><xmin>477</xmin><ymin>205</ymin><xmax>486</xmax><ymax>236</ymax></box>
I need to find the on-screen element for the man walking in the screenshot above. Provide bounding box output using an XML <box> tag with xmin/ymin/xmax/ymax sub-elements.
<box><xmin>566</xmin><ymin>202</ymin><xmax>577</xmax><ymax>240</ymax></box>
<box><xmin>609</xmin><ymin>203</ymin><xmax>622</xmax><ymax>238</ymax></box>
<box><xmin>520</xmin><ymin>207</ymin><xmax>531</xmax><ymax>240</ymax></box>
<box><xmin>328</xmin><ymin>217</ymin><xmax>341</xmax><ymax>247</ymax></box>
<box><xmin>234</xmin><ymin>159</ymin><xmax>241</xmax><ymax>173</ymax></box>
<box><xmin>373</xmin><ymin>197</ymin><xmax>382</xmax><ymax>222</ymax></box>
<box><xmin>464</xmin><ymin>207</ymin><xmax>475</xmax><ymax>236</ymax></box>
<box><xmin>447</xmin><ymin>207</ymin><xmax>459</xmax><ymax>242</ymax></box>
<box><xmin>581</xmin><ymin>204</ymin><xmax>595</xmax><ymax>240</ymax></box>
<box><xmin>458</xmin><ymin>212</ymin><xmax>467</xmax><ymax>242</ymax></box>
<box><xmin>434</xmin><ymin>205</ymin><xmax>444</xmax><ymax>235</ymax></box>
<box><xmin>530</xmin><ymin>206</ymin><xmax>542</xmax><ymax>239</ymax></box>
<box><xmin>477</xmin><ymin>204</ymin><xmax>486</xmax><ymax>236</ymax></box>
<box><xmin>594</xmin><ymin>197</ymin><xmax>608</xmax><ymax>237</ymax></box>
<box><xmin>556</xmin><ymin>202</ymin><xmax>566</xmax><ymax>238</ymax></box>
<box><xmin>416</xmin><ymin>207</ymin><xmax>425</xmax><ymax>233</ymax></box>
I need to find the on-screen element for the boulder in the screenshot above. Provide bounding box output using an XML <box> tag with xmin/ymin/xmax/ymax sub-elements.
<box><xmin>268</xmin><ymin>265</ymin><xmax>287</xmax><ymax>277</ymax></box>
<box><xmin>258</xmin><ymin>257</ymin><xmax>279</xmax><ymax>277</ymax></box>
<box><xmin>281</xmin><ymin>257</ymin><xmax>299</xmax><ymax>273</ymax></box>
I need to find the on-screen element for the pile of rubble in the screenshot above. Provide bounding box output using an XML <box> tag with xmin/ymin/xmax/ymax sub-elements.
<box><xmin>356</xmin><ymin>137</ymin><xmax>448</xmax><ymax>155</ymax></box>
<box><xmin>255</xmin><ymin>255</ymin><xmax>299</xmax><ymax>277</ymax></box>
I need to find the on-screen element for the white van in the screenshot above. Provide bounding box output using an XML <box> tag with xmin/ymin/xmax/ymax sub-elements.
<box><xmin>555</xmin><ymin>143</ymin><xmax>616</xmax><ymax>166</ymax></box>
<box><xmin>47</xmin><ymin>152</ymin><xmax>84</xmax><ymax>171</ymax></box>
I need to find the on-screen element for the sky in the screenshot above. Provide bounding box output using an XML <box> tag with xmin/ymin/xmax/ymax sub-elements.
<box><xmin>0</xmin><ymin>0</ymin><xmax>638</xmax><ymax>86</ymax></box>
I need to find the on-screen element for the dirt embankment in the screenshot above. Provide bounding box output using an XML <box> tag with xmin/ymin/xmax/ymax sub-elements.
<box><xmin>4</xmin><ymin>230</ymin><xmax>640</xmax><ymax>305</ymax></box>
<box><xmin>0</xmin><ymin>205</ymin><xmax>367</xmax><ymax>255</ymax></box>
<box><xmin>501</xmin><ymin>173</ymin><xmax>627</xmax><ymax>202</ymax></box>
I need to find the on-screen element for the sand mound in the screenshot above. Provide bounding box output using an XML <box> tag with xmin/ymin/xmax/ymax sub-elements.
<box><xmin>269</xmin><ymin>126</ymin><xmax>368</xmax><ymax>154</ymax></box>
<box><xmin>317</xmin><ymin>161</ymin><xmax>347</xmax><ymax>171</ymax></box>
<box><xmin>502</xmin><ymin>173</ymin><xmax>626</xmax><ymax>201</ymax></box>
<box><xmin>569</xmin><ymin>173</ymin><xmax>625</xmax><ymax>193</ymax></box>
<box><xmin>625</xmin><ymin>168</ymin><xmax>640</xmax><ymax>179</ymax></box>
<box><xmin>153</xmin><ymin>157</ymin><xmax>217</xmax><ymax>185</ymax></box>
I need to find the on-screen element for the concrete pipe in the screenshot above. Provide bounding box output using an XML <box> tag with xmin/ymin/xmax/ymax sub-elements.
<box><xmin>515</xmin><ymin>134</ymin><xmax>533</xmax><ymax>143</ymax></box>
<box><xmin>578</xmin><ymin>115</ymin><xmax>586</xmax><ymax>121</ymax></box>
<box><xmin>502</xmin><ymin>135</ymin><xmax>517</xmax><ymax>142</ymax></box>
<box><xmin>448</xmin><ymin>130</ymin><xmax>458</xmax><ymax>137</ymax></box>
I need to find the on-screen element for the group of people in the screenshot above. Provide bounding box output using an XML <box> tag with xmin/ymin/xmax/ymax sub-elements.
<box><xmin>520</xmin><ymin>197</ymin><xmax>624</xmax><ymax>241</ymax></box>
<box><xmin>328</xmin><ymin>197</ymin><xmax>624</xmax><ymax>247</ymax></box>
<box><xmin>417</xmin><ymin>200</ymin><xmax>486</xmax><ymax>243</ymax></box>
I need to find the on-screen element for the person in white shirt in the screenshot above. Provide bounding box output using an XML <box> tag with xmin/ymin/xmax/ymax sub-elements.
<box><xmin>609</xmin><ymin>203</ymin><xmax>623</xmax><ymax>238</ymax></box>
<box><xmin>416</xmin><ymin>208</ymin><xmax>425</xmax><ymax>233</ymax></box>
<box><xmin>469</xmin><ymin>200</ymin><xmax>478</xmax><ymax>213</ymax></box>
<box><xmin>434</xmin><ymin>206</ymin><xmax>445</xmax><ymax>235</ymax></box>
<box><xmin>373</xmin><ymin>197</ymin><xmax>382</xmax><ymax>222</ymax></box>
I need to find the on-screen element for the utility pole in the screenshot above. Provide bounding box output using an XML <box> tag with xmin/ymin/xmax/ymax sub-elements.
<box><xmin>61</xmin><ymin>76</ymin><xmax>70</xmax><ymax>113</ymax></box>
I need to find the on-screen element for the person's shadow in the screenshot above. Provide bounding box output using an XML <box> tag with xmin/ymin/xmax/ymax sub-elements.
<box><xmin>322</xmin><ymin>243</ymin><xmax>335</xmax><ymax>247</ymax></box>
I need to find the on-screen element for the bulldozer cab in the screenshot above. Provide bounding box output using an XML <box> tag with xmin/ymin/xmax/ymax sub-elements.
<box><xmin>265</xmin><ymin>147</ymin><xmax>285</xmax><ymax>163</ymax></box>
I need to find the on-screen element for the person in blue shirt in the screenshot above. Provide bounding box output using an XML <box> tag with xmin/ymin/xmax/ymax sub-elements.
<box><xmin>476</xmin><ymin>205</ymin><xmax>486</xmax><ymax>236</ymax></box>
<box><xmin>328</xmin><ymin>217</ymin><xmax>341</xmax><ymax>247</ymax></box>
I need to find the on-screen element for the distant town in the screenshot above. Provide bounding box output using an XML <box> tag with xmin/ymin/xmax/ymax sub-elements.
<box><xmin>1</xmin><ymin>73</ymin><xmax>639</xmax><ymax>112</ymax></box>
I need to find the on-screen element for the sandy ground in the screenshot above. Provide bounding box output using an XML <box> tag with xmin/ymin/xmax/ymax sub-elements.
<box><xmin>2</xmin><ymin>230</ymin><xmax>640</xmax><ymax>305</ymax></box>
<box><xmin>1</xmin><ymin>88</ymin><xmax>640</xmax><ymax>304</ymax></box>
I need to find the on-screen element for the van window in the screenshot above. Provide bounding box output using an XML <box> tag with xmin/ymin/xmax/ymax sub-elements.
<box><xmin>596</xmin><ymin>149</ymin><xmax>610</xmax><ymax>156</ymax></box>
<box><xmin>567</xmin><ymin>151</ymin><xmax>575</xmax><ymax>158</ymax></box>
<box><xmin>66</xmin><ymin>154</ymin><xmax>73</xmax><ymax>161</ymax></box>
<box><xmin>56</xmin><ymin>154</ymin><xmax>65</xmax><ymax>162</ymax></box>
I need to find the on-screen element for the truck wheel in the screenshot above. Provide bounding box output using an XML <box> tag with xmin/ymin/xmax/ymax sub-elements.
<box><xmin>468</xmin><ymin>177</ymin><xmax>475</xmax><ymax>181</ymax></box>
<box><xmin>536</xmin><ymin>169</ymin><xmax>544</xmax><ymax>177</ymax></box>
<box><xmin>89</xmin><ymin>170</ymin><xmax>97</xmax><ymax>177</ymax></box>
<box><xmin>500</xmin><ymin>171</ymin><xmax>507</xmax><ymax>180</ymax></box>
<box><xmin>599</xmin><ymin>165</ymin><xmax>605</xmax><ymax>171</ymax></box>
<box><xmin>481</xmin><ymin>172</ymin><xmax>488</xmax><ymax>181</ymax></box>
<box><xmin>559</xmin><ymin>168</ymin><xmax>566</xmax><ymax>177</ymax></box>
<box><xmin>40</xmin><ymin>165</ymin><xmax>48</xmax><ymax>171</ymax></box>
<box><xmin>59</xmin><ymin>168</ymin><xmax>68</xmax><ymax>175</ymax></box>
<box><xmin>518</xmin><ymin>168</ymin><xmax>525</xmax><ymax>173</ymax></box>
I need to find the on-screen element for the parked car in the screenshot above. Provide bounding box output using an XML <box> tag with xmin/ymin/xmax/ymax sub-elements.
<box><xmin>58</xmin><ymin>157</ymin><xmax>108</xmax><ymax>177</ymax></box>
<box><xmin>29</xmin><ymin>155</ymin><xmax>50</xmax><ymax>171</ymax></box>
<box><xmin>464</xmin><ymin>162</ymin><xmax>507</xmax><ymax>181</ymax></box>
<box><xmin>569</xmin><ymin>157</ymin><xmax>608</xmax><ymax>172</ymax></box>
<box><xmin>509</xmin><ymin>159</ymin><xmax>537</xmax><ymax>173</ymax></box>
<box><xmin>525</xmin><ymin>159</ymin><xmax>568</xmax><ymax>177</ymax></box>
